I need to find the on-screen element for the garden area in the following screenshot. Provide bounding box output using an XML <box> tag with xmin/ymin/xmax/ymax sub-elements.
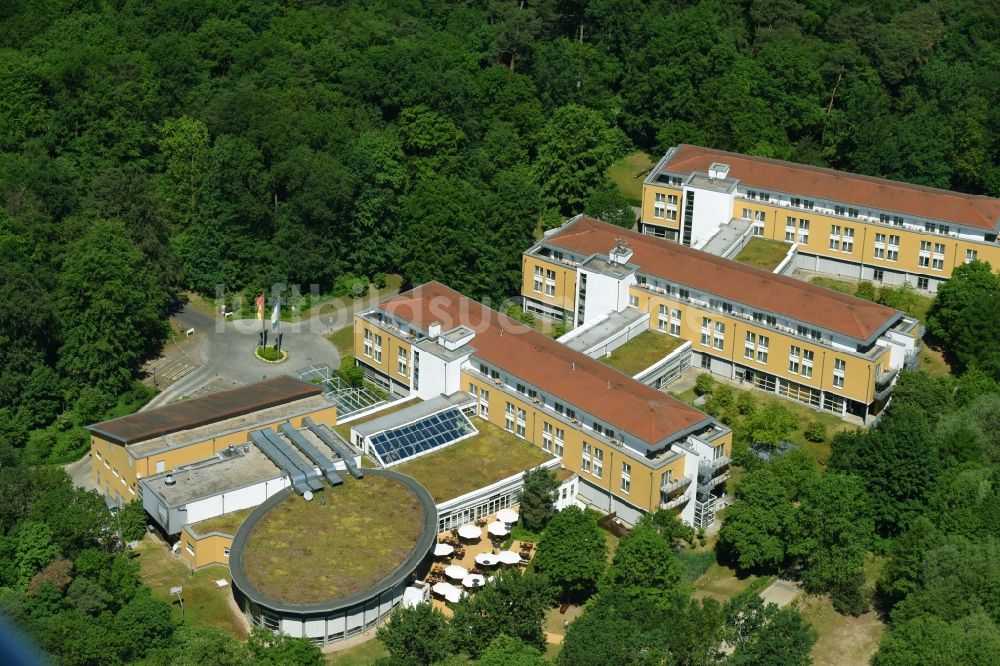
<box><xmin>606</xmin><ymin>151</ymin><xmax>653</xmax><ymax>205</ymax></box>
<box><xmin>733</xmin><ymin>238</ymin><xmax>791</xmax><ymax>271</ymax></box>
<box><xmin>598</xmin><ymin>331</ymin><xmax>685</xmax><ymax>376</ymax></box>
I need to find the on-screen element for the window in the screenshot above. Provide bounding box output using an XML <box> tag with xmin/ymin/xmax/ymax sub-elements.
<box><xmin>516</xmin><ymin>408</ymin><xmax>526</xmax><ymax>438</ymax></box>
<box><xmin>798</xmin><ymin>219</ymin><xmax>810</xmax><ymax>244</ymax></box>
<box><xmin>620</xmin><ymin>462</ymin><xmax>631</xmax><ymax>493</ymax></box>
<box><xmin>505</xmin><ymin>402</ymin><xmax>515</xmax><ymax>432</ymax></box>
<box><xmin>554</xmin><ymin>428</ymin><xmax>565</xmax><ymax>456</ymax></box>
<box><xmin>833</xmin><ymin>359</ymin><xmax>846</xmax><ymax>388</ymax></box>
<box><xmin>829</xmin><ymin>224</ymin><xmax>841</xmax><ymax>251</ymax></box>
<box><xmin>668</xmin><ymin>194</ymin><xmax>678</xmax><ymax>206</ymax></box>
<box><xmin>593</xmin><ymin>448</ymin><xmax>603</xmax><ymax>478</ymax></box>
<box><xmin>679</xmin><ymin>288</ymin><xmax>690</xmax><ymax>300</ymax></box>
<box><xmin>655</xmin><ymin>192</ymin><xmax>665</xmax><ymax>203</ymax></box>
<box><xmin>363</xmin><ymin>328</ymin><xmax>373</xmax><ymax>358</ymax></box>
<box><xmin>789</xmin><ymin>345</ymin><xmax>801</xmax><ymax>374</ymax></box>
<box><xmin>700</xmin><ymin>317</ymin><xmax>711</xmax><ymax>347</ymax></box>
<box><xmin>657</xmin><ymin>304</ymin><xmax>668</xmax><ymax>333</ymax></box>
<box><xmin>887</xmin><ymin>235</ymin><xmax>900</xmax><ymax>262</ymax></box>
<box><xmin>803</xmin><ymin>199</ymin><xmax>814</xmax><ymax>210</ymax></box>
<box><xmin>742</xmin><ymin>207</ymin><xmax>751</xmax><ymax>219</ymax></box>
<box><xmin>479</xmin><ymin>388</ymin><xmax>489</xmax><ymax>417</ymax></box>
<box><xmin>879</xmin><ymin>213</ymin><xmax>890</xmax><ymax>224</ymax></box>
<box><xmin>713</xmin><ymin>321</ymin><xmax>725</xmax><ymax>350</ymax></box>
<box><xmin>374</xmin><ymin>334</ymin><xmax>382</xmax><ymax>363</ymax></box>
<box><xmin>744</xmin><ymin>331</ymin><xmax>756</xmax><ymax>359</ymax></box>
<box><xmin>835</xmin><ymin>205</ymin><xmax>846</xmax><ymax>216</ymax></box>
<box><xmin>516</xmin><ymin>383</ymin><xmax>526</xmax><ymax>394</ymax></box>
<box><xmin>966</xmin><ymin>249</ymin><xmax>978</xmax><ymax>263</ymax></box>
<box><xmin>917</xmin><ymin>277</ymin><xmax>929</xmax><ymax>290</ymax></box>
<box><xmin>757</xmin><ymin>336</ymin><xmax>769</xmax><ymax>364</ymax></box>
<box><xmin>785</xmin><ymin>216</ymin><xmax>796</xmax><ymax>242</ymax></box>
<box><xmin>186</xmin><ymin>544</ymin><xmax>195</xmax><ymax>556</ymax></box>
<box><xmin>533</xmin><ymin>266</ymin><xmax>543</xmax><ymax>292</ymax></box>
<box><xmin>654</xmin><ymin>204</ymin><xmax>665</xmax><ymax>219</ymax></box>
<box><xmin>874</xmin><ymin>233</ymin><xmax>885</xmax><ymax>259</ymax></box>
<box><xmin>848</xmin><ymin>208</ymin><xmax>859</xmax><ymax>218</ymax></box>
<box><xmin>932</xmin><ymin>243</ymin><xmax>945</xmax><ymax>271</ymax></box>
<box><xmin>628</xmin><ymin>295</ymin><xmax>639</xmax><ymax>308</ymax></box>
<box><xmin>545</xmin><ymin>269</ymin><xmax>556</xmax><ymax>296</ymax></box>
<box><xmin>581</xmin><ymin>442</ymin><xmax>591</xmax><ymax>473</ymax></box>
<box><xmin>397</xmin><ymin>348</ymin><xmax>408</xmax><ymax>376</ymax></box>
<box><xmin>791</xmin><ymin>197</ymin><xmax>801</xmax><ymax>207</ymax></box>
<box><xmin>542</xmin><ymin>422</ymin><xmax>552</xmax><ymax>452</ymax></box>
<box><xmin>224</xmin><ymin>547</ymin><xmax>230</xmax><ymax>558</ymax></box>
<box><xmin>155</xmin><ymin>460</ymin><xmax>165</xmax><ymax>474</ymax></box>
<box><xmin>925</xmin><ymin>222</ymin><xmax>937</xmax><ymax>233</ymax></box>
<box><xmin>801</xmin><ymin>349</ymin><xmax>814</xmax><ymax>378</ymax></box>
<box><xmin>892</xmin><ymin>216</ymin><xmax>904</xmax><ymax>226</ymax></box>
<box><xmin>670</xmin><ymin>309</ymin><xmax>681</xmax><ymax>336</ymax></box>
<box><xmin>842</xmin><ymin>227</ymin><xmax>854</xmax><ymax>253</ymax></box>
<box><xmin>873</xmin><ymin>269</ymin><xmax>884</xmax><ymax>282</ymax></box>
<box><xmin>919</xmin><ymin>240</ymin><xmax>931</xmax><ymax>268</ymax></box>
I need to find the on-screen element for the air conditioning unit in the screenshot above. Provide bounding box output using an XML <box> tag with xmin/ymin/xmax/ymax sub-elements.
<box><xmin>493</xmin><ymin>378</ymin><xmax>503</xmax><ymax>386</ymax></box>
<box><xmin>571</xmin><ymin>418</ymin><xmax>581</xmax><ymax>425</ymax></box>
<box><xmin>531</xmin><ymin>397</ymin><xmax>541</xmax><ymax>404</ymax></box>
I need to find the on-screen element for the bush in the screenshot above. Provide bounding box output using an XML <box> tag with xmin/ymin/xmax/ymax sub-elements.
<box><xmin>255</xmin><ymin>346</ymin><xmax>284</xmax><ymax>362</ymax></box>
<box><xmin>75</xmin><ymin>387</ymin><xmax>113</xmax><ymax>425</ymax></box>
<box><xmin>855</xmin><ymin>281</ymin><xmax>877</xmax><ymax>302</ymax></box>
<box><xmin>736</xmin><ymin>391</ymin><xmax>757</xmax><ymax>416</ymax></box>
<box><xmin>332</xmin><ymin>274</ymin><xmax>368</xmax><ymax>299</ymax></box>
<box><xmin>694</xmin><ymin>373</ymin><xmax>716</xmax><ymax>396</ymax></box>
<box><xmin>372</xmin><ymin>272</ymin><xmax>387</xmax><ymax>289</ymax></box>
<box><xmin>339</xmin><ymin>356</ymin><xmax>364</xmax><ymax>387</ymax></box>
<box><xmin>804</xmin><ymin>420</ymin><xmax>827</xmax><ymax>443</ymax></box>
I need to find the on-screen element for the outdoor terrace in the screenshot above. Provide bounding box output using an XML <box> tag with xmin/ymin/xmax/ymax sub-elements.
<box><xmin>241</xmin><ymin>475</ymin><xmax>425</xmax><ymax>605</ymax></box>
<box><xmin>393</xmin><ymin>417</ymin><xmax>555</xmax><ymax>503</ymax></box>
<box><xmin>598</xmin><ymin>330</ymin><xmax>686</xmax><ymax>376</ymax></box>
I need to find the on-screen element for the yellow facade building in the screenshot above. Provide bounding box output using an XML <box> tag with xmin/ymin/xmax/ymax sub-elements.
<box><xmin>355</xmin><ymin>282</ymin><xmax>732</xmax><ymax>528</ymax></box>
<box><xmin>638</xmin><ymin>144</ymin><xmax>1000</xmax><ymax>293</ymax></box>
<box><xmin>521</xmin><ymin>217</ymin><xmax>920</xmax><ymax>420</ymax></box>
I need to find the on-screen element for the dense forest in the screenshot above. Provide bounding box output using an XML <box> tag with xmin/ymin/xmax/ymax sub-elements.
<box><xmin>2</xmin><ymin>1</ymin><xmax>1000</xmax><ymax>663</ymax></box>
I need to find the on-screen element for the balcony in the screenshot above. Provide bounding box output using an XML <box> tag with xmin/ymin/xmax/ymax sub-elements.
<box><xmin>697</xmin><ymin>472</ymin><xmax>731</xmax><ymax>495</ymax></box>
<box><xmin>875</xmin><ymin>366</ymin><xmax>899</xmax><ymax>389</ymax></box>
<box><xmin>698</xmin><ymin>456</ymin><xmax>731</xmax><ymax>479</ymax></box>
<box><xmin>661</xmin><ymin>475</ymin><xmax>692</xmax><ymax>494</ymax></box>
<box><xmin>660</xmin><ymin>494</ymin><xmax>690</xmax><ymax>511</ymax></box>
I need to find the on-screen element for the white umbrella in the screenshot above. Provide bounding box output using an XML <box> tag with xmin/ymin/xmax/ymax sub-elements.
<box><xmin>474</xmin><ymin>553</ymin><xmax>498</xmax><ymax>566</ymax></box>
<box><xmin>457</xmin><ymin>524</ymin><xmax>481</xmax><ymax>540</ymax></box>
<box><xmin>462</xmin><ymin>574</ymin><xmax>486</xmax><ymax>589</ymax></box>
<box><xmin>444</xmin><ymin>588</ymin><xmax>464</xmax><ymax>603</ymax></box>
<box><xmin>432</xmin><ymin>581</ymin><xmax>456</xmax><ymax>596</ymax></box>
<box><xmin>487</xmin><ymin>521</ymin><xmax>509</xmax><ymax>537</ymax></box>
<box><xmin>497</xmin><ymin>550</ymin><xmax>521</xmax><ymax>565</ymax></box>
<box><xmin>433</xmin><ymin>543</ymin><xmax>454</xmax><ymax>557</ymax></box>
<box><xmin>444</xmin><ymin>564</ymin><xmax>468</xmax><ymax>580</ymax></box>
<box><xmin>496</xmin><ymin>508</ymin><xmax>519</xmax><ymax>524</ymax></box>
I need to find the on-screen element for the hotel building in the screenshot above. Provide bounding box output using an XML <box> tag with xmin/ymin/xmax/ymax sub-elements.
<box><xmin>354</xmin><ymin>282</ymin><xmax>733</xmax><ymax>528</ymax></box>
<box><xmin>521</xmin><ymin>216</ymin><xmax>920</xmax><ymax>420</ymax></box>
<box><xmin>639</xmin><ymin>145</ymin><xmax>1000</xmax><ymax>293</ymax></box>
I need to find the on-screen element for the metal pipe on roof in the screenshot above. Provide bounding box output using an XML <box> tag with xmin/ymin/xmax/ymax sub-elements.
<box><xmin>260</xmin><ymin>429</ymin><xmax>323</xmax><ymax>492</ymax></box>
<box><xmin>278</xmin><ymin>423</ymin><xmax>343</xmax><ymax>486</ymax></box>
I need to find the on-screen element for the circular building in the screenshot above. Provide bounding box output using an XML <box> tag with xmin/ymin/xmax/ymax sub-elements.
<box><xmin>229</xmin><ymin>468</ymin><xmax>437</xmax><ymax>645</ymax></box>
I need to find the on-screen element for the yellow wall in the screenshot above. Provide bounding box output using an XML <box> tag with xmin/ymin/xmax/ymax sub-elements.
<box><xmin>640</xmin><ymin>182</ymin><xmax>683</xmax><ymax>231</ymax></box>
<box><xmin>179</xmin><ymin>527</ymin><xmax>234</xmax><ymax>569</ymax></box>
<box><xmin>665</xmin><ymin>187</ymin><xmax>1000</xmax><ymax>280</ymax></box>
<box><xmin>463</xmin><ymin>373</ymin><xmax>730</xmax><ymax>513</ymax></box>
<box><xmin>631</xmin><ymin>290</ymin><xmax>879</xmax><ymax>404</ymax></box>
<box><xmin>91</xmin><ymin>403</ymin><xmax>338</xmax><ymax>505</ymax></box>
<box><xmin>521</xmin><ymin>255</ymin><xmax>578</xmax><ymax>313</ymax></box>
<box><xmin>353</xmin><ymin>318</ymin><xmax>412</xmax><ymax>386</ymax></box>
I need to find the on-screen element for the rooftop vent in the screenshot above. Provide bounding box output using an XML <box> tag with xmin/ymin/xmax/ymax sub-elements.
<box><xmin>609</xmin><ymin>238</ymin><xmax>633</xmax><ymax>265</ymax></box>
<box><xmin>164</xmin><ymin>473</ymin><xmax>176</xmax><ymax>486</ymax></box>
<box><xmin>708</xmin><ymin>162</ymin><xmax>730</xmax><ymax>180</ymax></box>
<box><xmin>428</xmin><ymin>321</ymin><xmax>442</xmax><ymax>339</ymax></box>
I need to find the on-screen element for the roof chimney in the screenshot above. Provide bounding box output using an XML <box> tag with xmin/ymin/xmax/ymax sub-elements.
<box><xmin>164</xmin><ymin>473</ymin><xmax>176</xmax><ymax>486</ymax></box>
<box><xmin>428</xmin><ymin>321</ymin><xmax>441</xmax><ymax>339</ymax></box>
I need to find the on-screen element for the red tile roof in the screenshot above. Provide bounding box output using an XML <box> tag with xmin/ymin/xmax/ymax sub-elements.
<box><xmin>660</xmin><ymin>145</ymin><xmax>1000</xmax><ymax>232</ymax></box>
<box><xmin>379</xmin><ymin>282</ymin><xmax>711</xmax><ymax>447</ymax></box>
<box><xmin>88</xmin><ymin>377</ymin><xmax>324</xmax><ymax>445</ymax></box>
<box><xmin>544</xmin><ymin>217</ymin><xmax>900</xmax><ymax>343</ymax></box>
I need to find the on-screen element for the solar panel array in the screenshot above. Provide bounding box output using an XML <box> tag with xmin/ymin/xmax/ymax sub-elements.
<box><xmin>369</xmin><ymin>408</ymin><xmax>477</xmax><ymax>466</ymax></box>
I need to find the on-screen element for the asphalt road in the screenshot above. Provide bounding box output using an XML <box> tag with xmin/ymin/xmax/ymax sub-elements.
<box><xmin>145</xmin><ymin>289</ymin><xmax>396</xmax><ymax>409</ymax></box>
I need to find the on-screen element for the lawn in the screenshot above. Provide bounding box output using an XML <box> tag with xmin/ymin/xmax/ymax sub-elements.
<box><xmin>135</xmin><ymin>537</ymin><xmax>246</xmax><ymax>637</ymax></box>
<box><xmin>690</xmin><ymin>561</ymin><xmax>772</xmax><ymax>603</ymax></box>
<box><xmin>673</xmin><ymin>380</ymin><xmax>853</xmax><ymax>465</ymax></box>
<box><xmin>326</xmin><ymin>326</ymin><xmax>355</xmax><ymax>356</ymax></box>
<box><xmin>325</xmin><ymin>639</ymin><xmax>388</xmax><ymax>665</ymax></box>
<box><xmin>733</xmin><ymin>238</ymin><xmax>791</xmax><ymax>271</ymax></box>
<box><xmin>607</xmin><ymin>151</ymin><xmax>653</xmax><ymax>205</ymax></box>
<box><xmin>188</xmin><ymin>508</ymin><xmax>254</xmax><ymax>537</ymax></box>
<box><xmin>334</xmin><ymin>398</ymin><xmax>420</xmax><ymax>440</ymax></box>
<box><xmin>393</xmin><ymin>418</ymin><xmax>554</xmax><ymax>502</ymax></box>
<box><xmin>809</xmin><ymin>275</ymin><xmax>934</xmax><ymax>326</ymax></box>
<box><xmin>242</xmin><ymin>476</ymin><xmax>424</xmax><ymax>605</ymax></box>
<box><xmin>799</xmin><ymin>595</ymin><xmax>884</xmax><ymax>666</ymax></box>
<box><xmin>598</xmin><ymin>331</ymin><xmax>685</xmax><ymax>376</ymax></box>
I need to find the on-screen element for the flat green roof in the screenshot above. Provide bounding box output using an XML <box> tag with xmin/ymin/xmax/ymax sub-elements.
<box><xmin>241</xmin><ymin>475</ymin><xmax>425</xmax><ymax>605</ymax></box>
<box><xmin>187</xmin><ymin>508</ymin><xmax>254</xmax><ymax>537</ymax></box>
<box><xmin>598</xmin><ymin>330</ymin><xmax>685</xmax><ymax>376</ymax></box>
<box><xmin>393</xmin><ymin>417</ymin><xmax>555</xmax><ymax>502</ymax></box>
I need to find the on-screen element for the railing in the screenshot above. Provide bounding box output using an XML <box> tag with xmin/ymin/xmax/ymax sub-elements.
<box><xmin>661</xmin><ymin>475</ymin><xmax>692</xmax><ymax>494</ymax></box>
<box><xmin>697</xmin><ymin>472</ymin><xmax>731</xmax><ymax>495</ymax></box>
<box><xmin>875</xmin><ymin>366</ymin><xmax>899</xmax><ymax>389</ymax></box>
<box><xmin>720</xmin><ymin>221</ymin><xmax>757</xmax><ymax>260</ymax></box>
<box><xmin>699</xmin><ymin>455</ymin><xmax>731</xmax><ymax>474</ymax></box>
<box><xmin>660</xmin><ymin>494</ymin><xmax>690</xmax><ymax>510</ymax></box>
